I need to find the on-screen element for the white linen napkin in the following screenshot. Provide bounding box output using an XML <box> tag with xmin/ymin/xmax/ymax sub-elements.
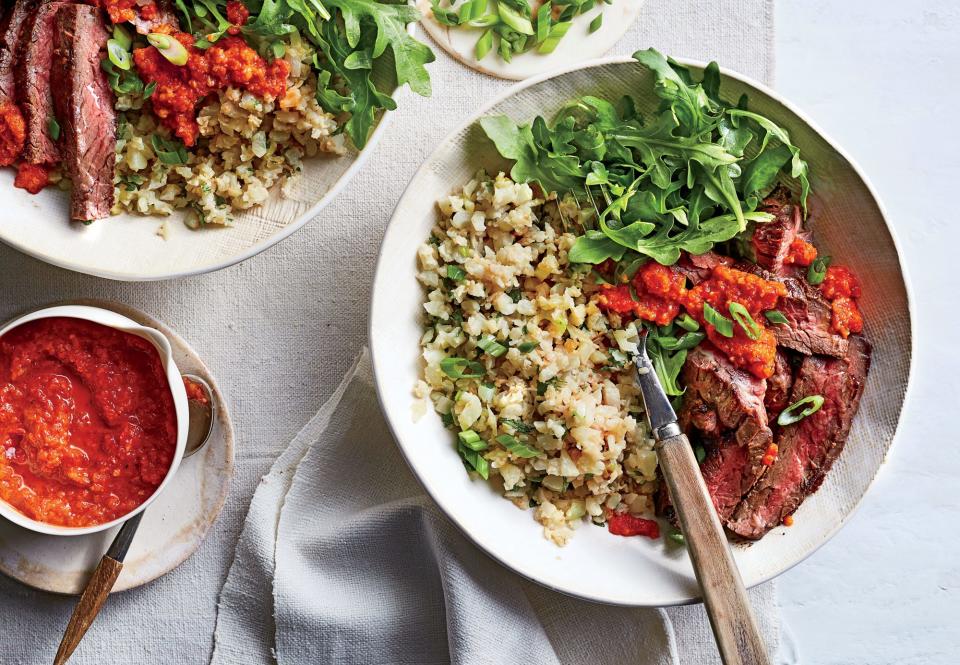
<box><xmin>211</xmin><ymin>350</ymin><xmax>792</xmax><ymax>665</ymax></box>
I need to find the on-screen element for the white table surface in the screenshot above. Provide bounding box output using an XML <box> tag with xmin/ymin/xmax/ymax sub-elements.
<box><xmin>0</xmin><ymin>1</ymin><xmax>955</xmax><ymax>663</ymax></box>
<box><xmin>775</xmin><ymin>1</ymin><xmax>959</xmax><ymax>663</ymax></box>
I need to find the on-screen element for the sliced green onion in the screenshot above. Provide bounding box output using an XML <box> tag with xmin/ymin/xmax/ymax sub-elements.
<box><xmin>496</xmin><ymin>434</ymin><xmax>540</xmax><ymax>458</ymax></box>
<box><xmin>477</xmin><ymin>335</ymin><xmax>508</xmax><ymax>358</ymax></box>
<box><xmin>46</xmin><ymin>116</ymin><xmax>61</xmax><ymax>141</ymax></box>
<box><xmin>703</xmin><ymin>303</ymin><xmax>733</xmax><ymax>338</ymax></box>
<box><xmin>777</xmin><ymin>395</ymin><xmax>825</xmax><ymax>426</ymax></box>
<box><xmin>694</xmin><ymin>445</ymin><xmax>707</xmax><ymax>464</ymax></box>
<box><xmin>667</xmin><ymin>531</ymin><xmax>685</xmax><ymax>545</ymax></box>
<box><xmin>537</xmin><ymin>21</ymin><xmax>572</xmax><ymax>54</ymax></box>
<box><xmin>457</xmin><ymin>246</ymin><xmax>472</xmax><ymax>257</ymax></box>
<box><xmin>112</xmin><ymin>24</ymin><xmax>133</xmax><ymax>51</ymax></box>
<box><xmin>807</xmin><ymin>255</ymin><xmax>831</xmax><ymax>285</ymax></box>
<box><xmin>676</xmin><ymin>313</ymin><xmax>700</xmax><ymax>332</ymax></box>
<box><xmin>516</xmin><ymin>341</ymin><xmax>537</xmax><ymax>353</ymax></box>
<box><xmin>497</xmin><ymin>3</ymin><xmax>534</xmax><ymax>35</ymax></box>
<box><xmin>729</xmin><ymin>302</ymin><xmax>762</xmax><ymax>340</ymax></box>
<box><xmin>477</xmin><ymin>382</ymin><xmax>496</xmax><ymax>403</ymax></box>
<box><xmin>440</xmin><ymin>357</ymin><xmax>485</xmax><ymax>379</ymax></box>
<box><xmin>765</xmin><ymin>310</ymin><xmax>789</xmax><ymax>326</ymax></box>
<box><xmin>468</xmin><ymin>13</ymin><xmax>499</xmax><ymax>27</ymax></box>
<box><xmin>535</xmin><ymin>3</ymin><xmax>551</xmax><ymax>43</ymax></box>
<box><xmin>147</xmin><ymin>33</ymin><xmax>189</xmax><ymax>66</ymax></box>
<box><xmin>589</xmin><ymin>12</ymin><xmax>603</xmax><ymax>33</ymax></box>
<box><xmin>150</xmin><ymin>134</ymin><xmax>189</xmax><ymax>165</ymax></box>
<box><xmin>458</xmin><ymin>444</ymin><xmax>489</xmax><ymax>479</ymax></box>
<box><xmin>656</xmin><ymin>332</ymin><xmax>706</xmax><ymax>351</ymax></box>
<box><xmin>501</xmin><ymin>418</ymin><xmax>534</xmax><ymax>434</ymax></box>
<box><xmin>498</xmin><ymin>36</ymin><xmax>513</xmax><ymax>62</ymax></box>
<box><xmin>475</xmin><ymin>28</ymin><xmax>494</xmax><ymax>60</ymax></box>
<box><xmin>107</xmin><ymin>39</ymin><xmax>132</xmax><ymax>71</ymax></box>
<box><xmin>446</xmin><ymin>264</ymin><xmax>466</xmax><ymax>281</ymax></box>
<box><xmin>458</xmin><ymin>429</ymin><xmax>488</xmax><ymax>452</ymax></box>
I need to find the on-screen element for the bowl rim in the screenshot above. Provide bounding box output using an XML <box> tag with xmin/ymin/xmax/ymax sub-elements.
<box><xmin>0</xmin><ymin>22</ymin><xmax>417</xmax><ymax>283</ymax></box>
<box><xmin>369</xmin><ymin>54</ymin><xmax>916</xmax><ymax>607</ymax></box>
<box><xmin>0</xmin><ymin>305</ymin><xmax>190</xmax><ymax>536</ymax></box>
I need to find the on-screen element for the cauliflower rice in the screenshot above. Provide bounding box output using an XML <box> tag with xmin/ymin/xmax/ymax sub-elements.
<box><xmin>415</xmin><ymin>171</ymin><xmax>661</xmax><ymax>546</ymax></box>
<box><xmin>111</xmin><ymin>39</ymin><xmax>343</xmax><ymax>228</ymax></box>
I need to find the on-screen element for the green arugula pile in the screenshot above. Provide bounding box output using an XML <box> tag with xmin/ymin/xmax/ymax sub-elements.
<box><xmin>171</xmin><ymin>0</ymin><xmax>435</xmax><ymax>148</ymax></box>
<box><xmin>430</xmin><ymin>0</ymin><xmax>610</xmax><ymax>61</ymax></box>
<box><xmin>480</xmin><ymin>48</ymin><xmax>810</xmax><ymax>266</ymax></box>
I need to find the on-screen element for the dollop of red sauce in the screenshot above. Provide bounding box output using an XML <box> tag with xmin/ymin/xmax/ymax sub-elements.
<box><xmin>0</xmin><ymin>318</ymin><xmax>178</xmax><ymax>528</ymax></box>
<box><xmin>0</xmin><ymin>100</ymin><xmax>25</xmax><ymax>167</ymax></box>
<box><xmin>14</xmin><ymin>163</ymin><xmax>49</xmax><ymax>194</ymax></box>
<box><xmin>133</xmin><ymin>33</ymin><xmax>289</xmax><ymax>146</ymax></box>
<box><xmin>607</xmin><ymin>512</ymin><xmax>661</xmax><ymax>539</ymax></box>
<box><xmin>226</xmin><ymin>0</ymin><xmax>251</xmax><ymax>32</ymax></box>
<box><xmin>597</xmin><ymin>261</ymin><xmax>786</xmax><ymax>378</ymax></box>
<box><xmin>182</xmin><ymin>376</ymin><xmax>209</xmax><ymax>406</ymax></box>
<box><xmin>784</xmin><ymin>238</ymin><xmax>817</xmax><ymax>267</ymax></box>
<box><xmin>96</xmin><ymin>0</ymin><xmax>160</xmax><ymax>25</ymax></box>
<box><xmin>820</xmin><ymin>265</ymin><xmax>863</xmax><ymax>338</ymax></box>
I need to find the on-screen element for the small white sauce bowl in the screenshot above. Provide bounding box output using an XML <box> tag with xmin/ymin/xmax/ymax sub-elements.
<box><xmin>0</xmin><ymin>305</ymin><xmax>189</xmax><ymax>536</ymax></box>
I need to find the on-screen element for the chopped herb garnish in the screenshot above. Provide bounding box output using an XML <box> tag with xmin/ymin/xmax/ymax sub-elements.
<box><xmin>496</xmin><ymin>434</ymin><xmax>540</xmax><ymax>458</ymax></box>
<box><xmin>477</xmin><ymin>335</ymin><xmax>508</xmax><ymax>357</ymax></box>
<box><xmin>502</xmin><ymin>419</ymin><xmax>534</xmax><ymax>434</ymax></box>
<box><xmin>440</xmin><ymin>357</ymin><xmax>485</xmax><ymax>379</ymax></box>
<box><xmin>46</xmin><ymin>116</ymin><xmax>61</xmax><ymax>141</ymax></box>
<box><xmin>150</xmin><ymin>134</ymin><xmax>190</xmax><ymax>165</ymax></box>
<box><xmin>446</xmin><ymin>264</ymin><xmax>466</xmax><ymax>281</ymax></box>
<box><xmin>516</xmin><ymin>341</ymin><xmax>537</xmax><ymax>353</ymax></box>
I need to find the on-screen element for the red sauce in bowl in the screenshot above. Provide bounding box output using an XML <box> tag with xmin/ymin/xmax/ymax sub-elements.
<box><xmin>0</xmin><ymin>317</ymin><xmax>178</xmax><ymax>528</ymax></box>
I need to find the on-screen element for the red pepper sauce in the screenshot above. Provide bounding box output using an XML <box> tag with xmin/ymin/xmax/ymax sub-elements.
<box><xmin>133</xmin><ymin>33</ymin><xmax>289</xmax><ymax>146</ymax></box>
<box><xmin>597</xmin><ymin>261</ymin><xmax>786</xmax><ymax>379</ymax></box>
<box><xmin>0</xmin><ymin>100</ymin><xmax>25</xmax><ymax>167</ymax></box>
<box><xmin>96</xmin><ymin>0</ymin><xmax>159</xmax><ymax>25</ymax></box>
<box><xmin>225</xmin><ymin>0</ymin><xmax>251</xmax><ymax>32</ymax></box>
<box><xmin>13</xmin><ymin>163</ymin><xmax>49</xmax><ymax>194</ymax></box>
<box><xmin>607</xmin><ymin>512</ymin><xmax>661</xmax><ymax>539</ymax></box>
<box><xmin>784</xmin><ymin>238</ymin><xmax>817</xmax><ymax>267</ymax></box>
<box><xmin>0</xmin><ymin>318</ymin><xmax>178</xmax><ymax>527</ymax></box>
<box><xmin>820</xmin><ymin>265</ymin><xmax>864</xmax><ymax>338</ymax></box>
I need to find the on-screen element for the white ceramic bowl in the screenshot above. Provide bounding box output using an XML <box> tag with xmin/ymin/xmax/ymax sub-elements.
<box><xmin>370</xmin><ymin>56</ymin><xmax>912</xmax><ymax>606</ymax></box>
<box><xmin>0</xmin><ymin>305</ymin><xmax>189</xmax><ymax>536</ymax></box>
<box><xmin>0</xmin><ymin>25</ymin><xmax>416</xmax><ymax>281</ymax></box>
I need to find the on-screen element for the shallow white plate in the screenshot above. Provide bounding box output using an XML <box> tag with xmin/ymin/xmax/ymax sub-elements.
<box><xmin>0</xmin><ymin>26</ymin><xmax>416</xmax><ymax>282</ymax></box>
<box><xmin>0</xmin><ymin>301</ymin><xmax>234</xmax><ymax>594</ymax></box>
<box><xmin>417</xmin><ymin>0</ymin><xmax>644</xmax><ymax>80</ymax></box>
<box><xmin>370</xmin><ymin>56</ymin><xmax>913</xmax><ymax>606</ymax></box>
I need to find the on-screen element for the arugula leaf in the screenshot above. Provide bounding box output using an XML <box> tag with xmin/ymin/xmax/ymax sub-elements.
<box><xmin>478</xmin><ymin>48</ymin><xmax>811</xmax><ymax>267</ymax></box>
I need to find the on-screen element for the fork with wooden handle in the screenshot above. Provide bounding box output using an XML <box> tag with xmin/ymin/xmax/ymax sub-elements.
<box><xmin>635</xmin><ymin>330</ymin><xmax>771</xmax><ymax>665</ymax></box>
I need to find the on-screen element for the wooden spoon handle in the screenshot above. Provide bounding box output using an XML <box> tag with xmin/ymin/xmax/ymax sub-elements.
<box><xmin>657</xmin><ymin>432</ymin><xmax>771</xmax><ymax>665</ymax></box>
<box><xmin>53</xmin><ymin>556</ymin><xmax>124</xmax><ymax>665</ymax></box>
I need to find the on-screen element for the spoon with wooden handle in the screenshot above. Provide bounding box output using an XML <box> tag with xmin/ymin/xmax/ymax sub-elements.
<box><xmin>634</xmin><ymin>330</ymin><xmax>770</xmax><ymax>665</ymax></box>
<box><xmin>53</xmin><ymin>374</ymin><xmax>216</xmax><ymax>665</ymax></box>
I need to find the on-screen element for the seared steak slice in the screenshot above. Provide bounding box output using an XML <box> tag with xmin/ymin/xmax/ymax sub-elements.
<box><xmin>52</xmin><ymin>5</ymin><xmax>116</xmax><ymax>221</ymax></box>
<box><xmin>753</xmin><ymin>186</ymin><xmax>802</xmax><ymax>275</ymax></box>
<box><xmin>0</xmin><ymin>0</ymin><xmax>40</xmax><ymax>102</ymax></box>
<box><xmin>764</xmin><ymin>350</ymin><xmax>795</xmax><ymax>419</ymax></box>
<box><xmin>699</xmin><ymin>436</ymin><xmax>750</xmax><ymax>522</ymax></box>
<box><xmin>676</xmin><ymin>346</ymin><xmax>773</xmax><ymax>518</ymax></box>
<box><xmin>676</xmin><ymin>251</ymin><xmax>733</xmax><ymax>286</ymax></box>
<box><xmin>17</xmin><ymin>1</ymin><xmax>70</xmax><ymax>164</ymax></box>
<box><xmin>737</xmin><ymin>261</ymin><xmax>848</xmax><ymax>358</ymax></box>
<box><xmin>728</xmin><ymin>335</ymin><xmax>872</xmax><ymax>539</ymax></box>
<box><xmin>130</xmin><ymin>0</ymin><xmax>180</xmax><ymax>34</ymax></box>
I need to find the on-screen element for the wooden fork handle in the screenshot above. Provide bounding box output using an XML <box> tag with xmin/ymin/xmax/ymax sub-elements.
<box><xmin>53</xmin><ymin>556</ymin><xmax>124</xmax><ymax>665</ymax></box>
<box><xmin>657</xmin><ymin>433</ymin><xmax>771</xmax><ymax>665</ymax></box>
